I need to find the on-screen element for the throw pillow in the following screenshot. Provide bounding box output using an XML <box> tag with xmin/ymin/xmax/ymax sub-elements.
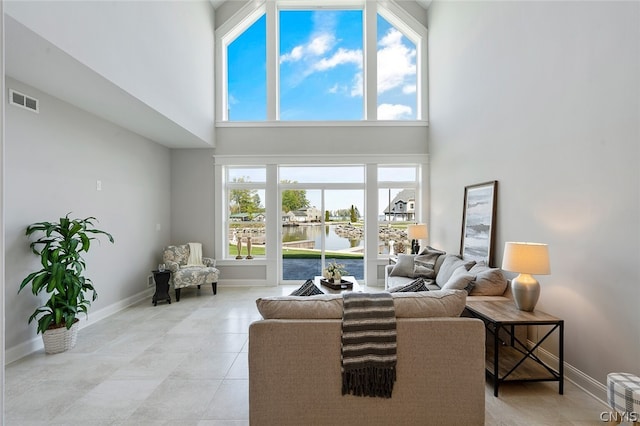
<box><xmin>468</xmin><ymin>265</ymin><xmax>508</xmax><ymax>296</ymax></box>
<box><xmin>388</xmin><ymin>278</ymin><xmax>429</xmax><ymax>293</ymax></box>
<box><xmin>389</xmin><ymin>254</ymin><xmax>415</xmax><ymax>277</ymax></box>
<box><xmin>290</xmin><ymin>279</ymin><xmax>324</xmax><ymax>296</ymax></box>
<box><xmin>408</xmin><ymin>264</ymin><xmax>436</xmax><ymax>279</ymax></box>
<box><xmin>415</xmin><ymin>247</ymin><xmax>446</xmax><ymax>269</ymax></box>
<box><xmin>441</xmin><ymin>265</ymin><xmax>475</xmax><ymax>293</ymax></box>
<box><xmin>435</xmin><ymin>255</ymin><xmax>476</xmax><ymax>287</ymax></box>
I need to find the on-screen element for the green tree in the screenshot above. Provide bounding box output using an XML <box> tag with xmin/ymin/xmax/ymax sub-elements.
<box><xmin>230</xmin><ymin>177</ymin><xmax>262</xmax><ymax>217</ymax></box>
<box><xmin>325</xmin><ymin>210</ymin><xmax>330</xmax><ymax>222</ymax></box>
<box><xmin>281</xmin><ymin>180</ymin><xmax>310</xmax><ymax>212</ymax></box>
<box><xmin>350</xmin><ymin>205</ymin><xmax>358</xmax><ymax>222</ymax></box>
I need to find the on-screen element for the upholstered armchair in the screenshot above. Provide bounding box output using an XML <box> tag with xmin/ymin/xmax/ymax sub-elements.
<box><xmin>162</xmin><ymin>243</ymin><xmax>219</xmax><ymax>301</ymax></box>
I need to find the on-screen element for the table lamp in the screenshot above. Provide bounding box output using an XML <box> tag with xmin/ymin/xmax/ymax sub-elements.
<box><xmin>407</xmin><ymin>224</ymin><xmax>428</xmax><ymax>254</ymax></box>
<box><xmin>501</xmin><ymin>242</ymin><xmax>550</xmax><ymax>311</ymax></box>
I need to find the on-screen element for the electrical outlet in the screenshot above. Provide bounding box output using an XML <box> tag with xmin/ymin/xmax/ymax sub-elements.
<box><xmin>147</xmin><ymin>275</ymin><xmax>154</xmax><ymax>288</ymax></box>
<box><xmin>96</xmin><ymin>180</ymin><xmax>102</xmax><ymax>191</ymax></box>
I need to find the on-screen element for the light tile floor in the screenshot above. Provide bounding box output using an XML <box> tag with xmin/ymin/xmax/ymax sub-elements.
<box><xmin>5</xmin><ymin>286</ymin><xmax>611</xmax><ymax>425</ymax></box>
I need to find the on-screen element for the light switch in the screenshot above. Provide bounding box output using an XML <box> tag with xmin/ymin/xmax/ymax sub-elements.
<box><xmin>96</xmin><ymin>180</ymin><xmax>102</xmax><ymax>191</ymax></box>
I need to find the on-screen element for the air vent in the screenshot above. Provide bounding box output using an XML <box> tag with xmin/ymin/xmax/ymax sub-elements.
<box><xmin>9</xmin><ymin>89</ymin><xmax>39</xmax><ymax>113</ymax></box>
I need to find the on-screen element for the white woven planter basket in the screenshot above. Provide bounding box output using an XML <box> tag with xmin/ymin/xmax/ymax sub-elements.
<box><xmin>42</xmin><ymin>320</ymin><xmax>79</xmax><ymax>354</ymax></box>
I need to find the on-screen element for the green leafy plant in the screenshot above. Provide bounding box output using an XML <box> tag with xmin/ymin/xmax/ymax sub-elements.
<box><xmin>19</xmin><ymin>214</ymin><xmax>114</xmax><ymax>334</ymax></box>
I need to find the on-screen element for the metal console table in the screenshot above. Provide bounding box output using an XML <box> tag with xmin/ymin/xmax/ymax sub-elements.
<box><xmin>465</xmin><ymin>300</ymin><xmax>564</xmax><ymax>397</ymax></box>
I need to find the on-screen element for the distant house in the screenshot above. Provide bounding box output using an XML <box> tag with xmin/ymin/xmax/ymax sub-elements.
<box><xmin>230</xmin><ymin>213</ymin><xmax>250</xmax><ymax>222</ymax></box>
<box><xmin>230</xmin><ymin>212</ymin><xmax>265</xmax><ymax>222</ymax></box>
<box><xmin>289</xmin><ymin>207</ymin><xmax>322</xmax><ymax>223</ymax></box>
<box><xmin>383</xmin><ymin>190</ymin><xmax>415</xmax><ymax>221</ymax></box>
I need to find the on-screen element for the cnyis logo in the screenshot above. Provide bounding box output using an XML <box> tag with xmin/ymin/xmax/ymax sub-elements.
<box><xmin>600</xmin><ymin>411</ymin><xmax>639</xmax><ymax>422</ymax></box>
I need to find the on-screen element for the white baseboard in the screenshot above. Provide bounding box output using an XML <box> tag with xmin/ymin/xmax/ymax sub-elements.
<box><xmin>531</xmin><ymin>341</ymin><xmax>609</xmax><ymax>407</ymax></box>
<box><xmin>5</xmin><ymin>288</ymin><xmax>153</xmax><ymax>364</ymax></box>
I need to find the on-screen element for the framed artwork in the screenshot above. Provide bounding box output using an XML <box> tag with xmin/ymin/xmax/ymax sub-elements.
<box><xmin>460</xmin><ymin>181</ymin><xmax>497</xmax><ymax>266</ymax></box>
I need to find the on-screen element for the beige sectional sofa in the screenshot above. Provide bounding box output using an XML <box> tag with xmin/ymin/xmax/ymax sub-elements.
<box><xmin>249</xmin><ymin>290</ymin><xmax>486</xmax><ymax>426</ymax></box>
<box><xmin>386</xmin><ymin>251</ymin><xmax>513</xmax><ymax>302</ymax></box>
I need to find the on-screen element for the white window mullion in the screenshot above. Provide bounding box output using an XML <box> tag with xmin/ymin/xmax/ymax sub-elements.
<box><xmin>266</xmin><ymin>1</ymin><xmax>278</xmax><ymax>121</ymax></box>
<box><xmin>365</xmin><ymin>164</ymin><xmax>378</xmax><ymax>285</ymax></box>
<box><xmin>364</xmin><ymin>1</ymin><xmax>377</xmax><ymax>120</ymax></box>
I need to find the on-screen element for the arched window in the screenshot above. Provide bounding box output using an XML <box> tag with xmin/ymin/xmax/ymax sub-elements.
<box><xmin>216</xmin><ymin>1</ymin><xmax>427</xmax><ymax>123</ymax></box>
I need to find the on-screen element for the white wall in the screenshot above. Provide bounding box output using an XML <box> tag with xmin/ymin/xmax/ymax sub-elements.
<box><xmin>427</xmin><ymin>0</ymin><xmax>640</xmax><ymax>393</ymax></box>
<box><xmin>215</xmin><ymin>125</ymin><xmax>427</xmax><ymax>157</ymax></box>
<box><xmin>4</xmin><ymin>0</ymin><xmax>215</xmax><ymax>146</ymax></box>
<box><xmin>4</xmin><ymin>78</ymin><xmax>171</xmax><ymax>357</ymax></box>
<box><xmin>170</xmin><ymin>149</ymin><xmax>216</xmax><ymax>252</ymax></box>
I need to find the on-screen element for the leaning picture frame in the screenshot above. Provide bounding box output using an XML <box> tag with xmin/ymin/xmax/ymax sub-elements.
<box><xmin>460</xmin><ymin>181</ymin><xmax>498</xmax><ymax>266</ymax></box>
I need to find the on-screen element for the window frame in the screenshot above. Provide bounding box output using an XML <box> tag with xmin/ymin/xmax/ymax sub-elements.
<box><xmin>215</xmin><ymin>0</ymin><xmax>428</xmax><ymax>125</ymax></box>
<box><xmin>223</xmin><ymin>166</ymin><xmax>268</xmax><ymax>260</ymax></box>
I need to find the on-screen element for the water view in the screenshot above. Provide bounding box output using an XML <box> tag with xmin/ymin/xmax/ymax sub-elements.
<box><xmin>230</xmin><ymin>222</ymin><xmax>410</xmax><ymax>281</ymax></box>
<box><xmin>283</xmin><ymin>223</ymin><xmax>363</xmax><ymax>252</ymax></box>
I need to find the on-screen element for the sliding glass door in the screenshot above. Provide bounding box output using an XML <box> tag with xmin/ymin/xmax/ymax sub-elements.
<box><xmin>279</xmin><ymin>167</ymin><xmax>365</xmax><ymax>283</ymax></box>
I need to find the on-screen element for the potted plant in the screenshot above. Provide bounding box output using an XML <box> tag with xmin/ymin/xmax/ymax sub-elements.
<box><xmin>19</xmin><ymin>214</ymin><xmax>114</xmax><ymax>354</ymax></box>
<box><xmin>323</xmin><ymin>260</ymin><xmax>347</xmax><ymax>283</ymax></box>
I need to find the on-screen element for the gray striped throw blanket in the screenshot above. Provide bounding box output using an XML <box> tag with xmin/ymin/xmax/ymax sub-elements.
<box><xmin>341</xmin><ymin>292</ymin><xmax>397</xmax><ymax>398</ymax></box>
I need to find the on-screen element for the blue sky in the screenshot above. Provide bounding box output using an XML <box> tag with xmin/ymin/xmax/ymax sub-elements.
<box><xmin>227</xmin><ymin>10</ymin><xmax>417</xmax><ymax>121</ymax></box>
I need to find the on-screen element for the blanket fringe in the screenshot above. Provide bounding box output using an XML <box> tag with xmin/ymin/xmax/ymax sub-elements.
<box><xmin>342</xmin><ymin>366</ymin><xmax>397</xmax><ymax>398</ymax></box>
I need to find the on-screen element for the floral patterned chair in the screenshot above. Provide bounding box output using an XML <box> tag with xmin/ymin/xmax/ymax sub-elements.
<box><xmin>162</xmin><ymin>243</ymin><xmax>219</xmax><ymax>301</ymax></box>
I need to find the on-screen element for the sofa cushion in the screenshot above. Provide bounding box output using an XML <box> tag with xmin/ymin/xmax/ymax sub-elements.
<box><xmin>256</xmin><ymin>290</ymin><xmax>467</xmax><ymax>319</ymax></box>
<box><xmin>441</xmin><ymin>265</ymin><xmax>475</xmax><ymax>293</ymax></box>
<box><xmin>389</xmin><ymin>254</ymin><xmax>415</xmax><ymax>277</ymax></box>
<box><xmin>392</xmin><ymin>290</ymin><xmax>467</xmax><ymax>318</ymax></box>
<box><xmin>388</xmin><ymin>278</ymin><xmax>428</xmax><ymax>293</ymax></box>
<box><xmin>468</xmin><ymin>264</ymin><xmax>508</xmax><ymax>296</ymax></box>
<box><xmin>257</xmin><ymin>294</ymin><xmax>344</xmax><ymax>319</ymax></box>
<box><xmin>436</xmin><ymin>255</ymin><xmax>476</xmax><ymax>287</ymax></box>
<box><xmin>289</xmin><ymin>279</ymin><xmax>324</xmax><ymax>296</ymax></box>
<box><xmin>408</xmin><ymin>264</ymin><xmax>436</xmax><ymax>279</ymax></box>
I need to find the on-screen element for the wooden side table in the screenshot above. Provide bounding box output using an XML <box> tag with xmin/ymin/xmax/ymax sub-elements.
<box><xmin>152</xmin><ymin>270</ymin><xmax>171</xmax><ymax>306</ymax></box>
<box><xmin>465</xmin><ymin>300</ymin><xmax>564</xmax><ymax>397</ymax></box>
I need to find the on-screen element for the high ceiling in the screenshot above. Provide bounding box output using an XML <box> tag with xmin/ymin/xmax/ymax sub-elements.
<box><xmin>5</xmin><ymin>0</ymin><xmax>431</xmax><ymax>149</ymax></box>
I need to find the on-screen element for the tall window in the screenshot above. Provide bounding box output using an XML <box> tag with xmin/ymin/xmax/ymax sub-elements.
<box><xmin>225</xmin><ymin>167</ymin><xmax>267</xmax><ymax>259</ymax></box>
<box><xmin>280</xmin><ymin>10</ymin><xmax>363</xmax><ymax>120</ymax></box>
<box><xmin>217</xmin><ymin>1</ymin><xmax>426</xmax><ymax>123</ymax></box>
<box><xmin>377</xmin><ymin>15</ymin><xmax>417</xmax><ymax>120</ymax></box>
<box><xmin>378</xmin><ymin>166</ymin><xmax>420</xmax><ymax>256</ymax></box>
<box><xmin>227</xmin><ymin>15</ymin><xmax>267</xmax><ymax>121</ymax></box>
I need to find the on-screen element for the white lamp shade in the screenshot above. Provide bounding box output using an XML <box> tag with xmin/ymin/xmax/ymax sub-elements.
<box><xmin>502</xmin><ymin>242</ymin><xmax>550</xmax><ymax>275</ymax></box>
<box><xmin>407</xmin><ymin>224</ymin><xmax>428</xmax><ymax>240</ymax></box>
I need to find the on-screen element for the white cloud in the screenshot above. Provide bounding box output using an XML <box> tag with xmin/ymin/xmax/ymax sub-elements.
<box><xmin>280</xmin><ymin>33</ymin><xmax>335</xmax><ymax>64</ymax></box>
<box><xmin>377</xmin><ymin>103</ymin><xmax>412</xmax><ymax>120</ymax></box>
<box><xmin>313</xmin><ymin>48</ymin><xmax>362</xmax><ymax>71</ymax></box>
<box><xmin>351</xmin><ymin>72</ymin><xmax>363</xmax><ymax>97</ymax></box>
<box><xmin>377</xmin><ymin>28</ymin><xmax>416</xmax><ymax>94</ymax></box>
<box><xmin>229</xmin><ymin>94</ymin><xmax>239</xmax><ymax>105</ymax></box>
<box><xmin>328</xmin><ymin>84</ymin><xmax>341</xmax><ymax>94</ymax></box>
<box><xmin>308</xmin><ymin>34</ymin><xmax>334</xmax><ymax>55</ymax></box>
<box><xmin>402</xmin><ymin>84</ymin><xmax>417</xmax><ymax>94</ymax></box>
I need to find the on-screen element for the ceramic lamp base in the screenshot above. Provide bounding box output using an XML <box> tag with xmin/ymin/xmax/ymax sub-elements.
<box><xmin>511</xmin><ymin>273</ymin><xmax>540</xmax><ymax>311</ymax></box>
